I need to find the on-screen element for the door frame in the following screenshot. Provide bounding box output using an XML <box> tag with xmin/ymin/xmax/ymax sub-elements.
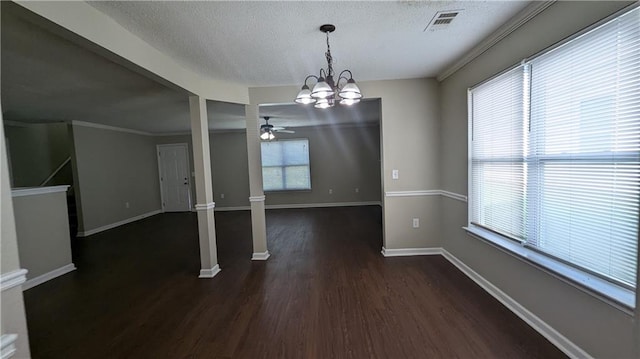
<box><xmin>156</xmin><ymin>143</ymin><xmax>192</xmax><ymax>212</ymax></box>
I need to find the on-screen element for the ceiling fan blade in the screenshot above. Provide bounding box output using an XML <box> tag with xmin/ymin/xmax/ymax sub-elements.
<box><xmin>276</xmin><ymin>130</ymin><xmax>295</xmax><ymax>134</ymax></box>
<box><xmin>271</xmin><ymin>126</ymin><xmax>286</xmax><ymax>131</ymax></box>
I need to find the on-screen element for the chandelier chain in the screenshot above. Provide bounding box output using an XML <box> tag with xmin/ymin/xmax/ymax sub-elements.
<box><xmin>325</xmin><ymin>31</ymin><xmax>333</xmax><ymax>78</ymax></box>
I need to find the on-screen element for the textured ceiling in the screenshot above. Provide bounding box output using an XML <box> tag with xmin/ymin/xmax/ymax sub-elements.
<box><xmin>2</xmin><ymin>1</ymin><xmax>529</xmax><ymax>133</ymax></box>
<box><xmin>88</xmin><ymin>1</ymin><xmax>529</xmax><ymax>86</ymax></box>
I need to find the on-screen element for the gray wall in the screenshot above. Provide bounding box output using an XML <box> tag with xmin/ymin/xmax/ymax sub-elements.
<box><xmin>155</xmin><ymin>131</ymin><xmax>251</xmax><ymax>209</ymax></box>
<box><xmin>439</xmin><ymin>2</ymin><xmax>637</xmax><ymax>358</ymax></box>
<box><xmin>266</xmin><ymin>124</ymin><xmax>381</xmax><ymax>206</ymax></box>
<box><xmin>71</xmin><ymin>124</ymin><xmax>161</xmax><ymax>233</ymax></box>
<box><xmin>4</xmin><ymin>122</ymin><xmax>71</xmax><ymax>187</ymax></box>
<box><xmin>155</xmin><ymin>124</ymin><xmax>381</xmax><ymax>209</ymax></box>
<box><xmin>12</xmin><ymin>189</ymin><xmax>72</xmax><ymax>279</ymax></box>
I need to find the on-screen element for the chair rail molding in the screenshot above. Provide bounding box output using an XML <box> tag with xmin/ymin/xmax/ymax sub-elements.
<box><xmin>0</xmin><ymin>269</ymin><xmax>28</xmax><ymax>292</ymax></box>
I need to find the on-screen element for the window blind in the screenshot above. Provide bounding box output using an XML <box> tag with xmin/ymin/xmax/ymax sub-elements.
<box><xmin>526</xmin><ymin>7</ymin><xmax>640</xmax><ymax>288</ymax></box>
<box><xmin>261</xmin><ymin>139</ymin><xmax>311</xmax><ymax>191</ymax></box>
<box><xmin>469</xmin><ymin>6</ymin><xmax>640</xmax><ymax>289</ymax></box>
<box><xmin>470</xmin><ymin>66</ymin><xmax>527</xmax><ymax>241</ymax></box>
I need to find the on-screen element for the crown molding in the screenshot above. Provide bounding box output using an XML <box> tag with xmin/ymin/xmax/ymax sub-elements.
<box><xmin>70</xmin><ymin>120</ymin><xmax>153</xmax><ymax>136</ymax></box>
<box><xmin>437</xmin><ymin>1</ymin><xmax>556</xmax><ymax>82</ymax></box>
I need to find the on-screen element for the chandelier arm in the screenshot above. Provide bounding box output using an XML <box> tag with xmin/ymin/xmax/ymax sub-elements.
<box><xmin>319</xmin><ymin>68</ymin><xmax>327</xmax><ymax>79</ymax></box>
<box><xmin>304</xmin><ymin>75</ymin><xmax>319</xmax><ymax>86</ymax></box>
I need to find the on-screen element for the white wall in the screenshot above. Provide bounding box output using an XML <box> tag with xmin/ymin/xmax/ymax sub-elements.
<box><xmin>439</xmin><ymin>2</ymin><xmax>638</xmax><ymax>357</ymax></box>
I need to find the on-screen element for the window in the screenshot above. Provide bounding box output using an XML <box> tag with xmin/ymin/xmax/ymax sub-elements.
<box><xmin>468</xmin><ymin>6</ymin><xmax>639</xmax><ymax>303</ymax></box>
<box><xmin>261</xmin><ymin>139</ymin><xmax>311</xmax><ymax>191</ymax></box>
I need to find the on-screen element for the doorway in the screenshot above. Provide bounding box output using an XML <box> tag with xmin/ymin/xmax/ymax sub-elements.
<box><xmin>157</xmin><ymin>143</ymin><xmax>192</xmax><ymax>212</ymax></box>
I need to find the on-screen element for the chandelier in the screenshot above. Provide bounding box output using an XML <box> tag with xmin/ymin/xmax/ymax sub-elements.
<box><xmin>294</xmin><ymin>24</ymin><xmax>363</xmax><ymax>109</ymax></box>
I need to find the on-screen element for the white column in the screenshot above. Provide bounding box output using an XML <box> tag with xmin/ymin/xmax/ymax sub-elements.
<box><xmin>189</xmin><ymin>96</ymin><xmax>220</xmax><ymax>277</ymax></box>
<box><xmin>245</xmin><ymin>104</ymin><xmax>269</xmax><ymax>260</ymax></box>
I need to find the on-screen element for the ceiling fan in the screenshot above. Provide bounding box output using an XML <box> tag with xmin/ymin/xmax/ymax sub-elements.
<box><xmin>260</xmin><ymin>116</ymin><xmax>294</xmax><ymax>140</ymax></box>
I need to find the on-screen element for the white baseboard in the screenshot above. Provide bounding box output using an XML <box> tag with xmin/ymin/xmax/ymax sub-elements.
<box><xmin>23</xmin><ymin>263</ymin><xmax>76</xmax><ymax>291</ymax></box>
<box><xmin>251</xmin><ymin>251</ymin><xmax>271</xmax><ymax>260</ymax></box>
<box><xmin>199</xmin><ymin>264</ymin><xmax>221</xmax><ymax>278</ymax></box>
<box><xmin>266</xmin><ymin>201</ymin><xmax>381</xmax><ymax>210</ymax></box>
<box><xmin>77</xmin><ymin>209</ymin><xmax>162</xmax><ymax>237</ymax></box>
<box><xmin>381</xmin><ymin>246</ymin><xmax>442</xmax><ymax>257</ymax></box>
<box><xmin>440</xmin><ymin>249</ymin><xmax>591</xmax><ymax>359</ymax></box>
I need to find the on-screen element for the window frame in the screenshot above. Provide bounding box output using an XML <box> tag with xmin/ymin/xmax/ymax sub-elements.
<box><xmin>261</xmin><ymin>138</ymin><xmax>312</xmax><ymax>192</ymax></box>
<box><xmin>465</xmin><ymin>3</ymin><xmax>639</xmax><ymax>312</ymax></box>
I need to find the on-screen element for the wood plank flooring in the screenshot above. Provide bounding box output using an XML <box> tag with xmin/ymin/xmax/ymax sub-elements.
<box><xmin>23</xmin><ymin>206</ymin><xmax>566</xmax><ymax>358</ymax></box>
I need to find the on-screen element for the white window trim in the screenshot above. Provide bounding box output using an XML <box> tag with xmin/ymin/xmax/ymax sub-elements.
<box><xmin>464</xmin><ymin>225</ymin><xmax>635</xmax><ymax>313</ymax></box>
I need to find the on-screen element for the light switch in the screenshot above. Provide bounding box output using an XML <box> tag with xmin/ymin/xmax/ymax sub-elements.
<box><xmin>392</xmin><ymin>169</ymin><xmax>399</xmax><ymax>180</ymax></box>
<box><xmin>412</xmin><ymin>218</ymin><xmax>419</xmax><ymax>228</ymax></box>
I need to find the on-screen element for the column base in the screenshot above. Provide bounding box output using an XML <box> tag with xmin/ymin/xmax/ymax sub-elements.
<box><xmin>251</xmin><ymin>251</ymin><xmax>271</xmax><ymax>261</ymax></box>
<box><xmin>198</xmin><ymin>264</ymin><xmax>221</xmax><ymax>278</ymax></box>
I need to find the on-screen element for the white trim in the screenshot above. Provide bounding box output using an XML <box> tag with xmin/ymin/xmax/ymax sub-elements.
<box><xmin>385</xmin><ymin>190</ymin><xmax>440</xmax><ymax>197</ymax></box>
<box><xmin>215</xmin><ymin>206</ymin><xmax>251</xmax><ymax>212</ymax></box>
<box><xmin>251</xmin><ymin>251</ymin><xmax>271</xmax><ymax>260</ymax></box>
<box><xmin>199</xmin><ymin>264</ymin><xmax>221</xmax><ymax>278</ymax></box>
<box><xmin>381</xmin><ymin>247</ymin><xmax>441</xmax><ymax>257</ymax></box>
<box><xmin>39</xmin><ymin>157</ymin><xmax>71</xmax><ymax>186</ymax></box>
<box><xmin>265</xmin><ymin>201</ymin><xmax>381</xmax><ymax>209</ymax></box>
<box><xmin>0</xmin><ymin>269</ymin><xmax>28</xmax><ymax>292</ymax></box>
<box><xmin>71</xmin><ymin>120</ymin><xmax>152</xmax><ymax>136</ymax></box>
<box><xmin>1</xmin><ymin>334</ymin><xmax>18</xmax><ymax>359</ymax></box>
<box><xmin>439</xmin><ymin>190</ymin><xmax>468</xmax><ymax>202</ymax></box>
<box><xmin>464</xmin><ymin>226</ymin><xmax>634</xmax><ymax>312</ymax></box>
<box><xmin>77</xmin><ymin>209</ymin><xmax>162</xmax><ymax>237</ymax></box>
<box><xmin>11</xmin><ymin>185</ymin><xmax>69</xmax><ymax>197</ymax></box>
<box><xmin>22</xmin><ymin>264</ymin><xmax>76</xmax><ymax>291</ymax></box>
<box><xmin>249</xmin><ymin>195</ymin><xmax>266</xmax><ymax>202</ymax></box>
<box><xmin>384</xmin><ymin>190</ymin><xmax>467</xmax><ymax>202</ymax></box>
<box><xmin>195</xmin><ymin>202</ymin><xmax>215</xmax><ymax>211</ymax></box>
<box><xmin>437</xmin><ymin>1</ymin><xmax>555</xmax><ymax>81</ymax></box>
<box><xmin>440</xmin><ymin>249</ymin><xmax>592</xmax><ymax>359</ymax></box>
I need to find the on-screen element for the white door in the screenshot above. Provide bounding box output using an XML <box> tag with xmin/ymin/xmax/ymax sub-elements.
<box><xmin>157</xmin><ymin>144</ymin><xmax>191</xmax><ymax>212</ymax></box>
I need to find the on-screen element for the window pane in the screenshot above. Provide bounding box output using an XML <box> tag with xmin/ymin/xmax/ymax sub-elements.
<box><xmin>261</xmin><ymin>139</ymin><xmax>311</xmax><ymax>191</ymax></box>
<box><xmin>284</xmin><ymin>165</ymin><xmax>310</xmax><ymax>190</ymax></box>
<box><xmin>283</xmin><ymin>140</ymin><xmax>309</xmax><ymax>166</ymax></box>
<box><xmin>261</xmin><ymin>142</ymin><xmax>283</xmax><ymax>167</ymax></box>
<box><xmin>262</xmin><ymin>167</ymin><xmax>283</xmax><ymax>191</ymax></box>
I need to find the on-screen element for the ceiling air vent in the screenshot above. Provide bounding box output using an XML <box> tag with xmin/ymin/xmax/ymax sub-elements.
<box><xmin>424</xmin><ymin>10</ymin><xmax>461</xmax><ymax>31</ymax></box>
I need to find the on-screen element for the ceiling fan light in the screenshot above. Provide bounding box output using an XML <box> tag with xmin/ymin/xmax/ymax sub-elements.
<box><xmin>339</xmin><ymin>98</ymin><xmax>360</xmax><ymax>106</ymax></box>
<box><xmin>295</xmin><ymin>85</ymin><xmax>316</xmax><ymax>104</ymax></box>
<box><xmin>311</xmin><ymin>79</ymin><xmax>334</xmax><ymax>99</ymax></box>
<box><xmin>338</xmin><ymin>79</ymin><xmax>362</xmax><ymax>100</ymax></box>
<box><xmin>260</xmin><ymin>131</ymin><xmax>270</xmax><ymax>140</ymax></box>
<box><xmin>314</xmin><ymin>98</ymin><xmax>332</xmax><ymax>109</ymax></box>
<box><xmin>268</xmin><ymin>132</ymin><xmax>275</xmax><ymax>140</ymax></box>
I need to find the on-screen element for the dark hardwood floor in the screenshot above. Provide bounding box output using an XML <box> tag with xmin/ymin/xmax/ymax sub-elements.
<box><xmin>24</xmin><ymin>206</ymin><xmax>566</xmax><ymax>358</ymax></box>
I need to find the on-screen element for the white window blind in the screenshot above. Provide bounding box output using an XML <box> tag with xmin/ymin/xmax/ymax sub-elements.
<box><xmin>470</xmin><ymin>6</ymin><xmax>640</xmax><ymax>289</ymax></box>
<box><xmin>470</xmin><ymin>66</ymin><xmax>526</xmax><ymax>241</ymax></box>
<box><xmin>261</xmin><ymin>139</ymin><xmax>311</xmax><ymax>191</ymax></box>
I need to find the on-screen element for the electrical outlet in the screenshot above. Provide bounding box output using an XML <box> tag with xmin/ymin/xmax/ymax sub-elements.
<box><xmin>329</xmin><ymin>189</ymin><xmax>333</xmax><ymax>194</ymax></box>
<box><xmin>125</xmin><ymin>202</ymin><xmax>130</xmax><ymax>209</ymax></box>
<box><xmin>392</xmin><ymin>169</ymin><xmax>399</xmax><ymax>180</ymax></box>
<box><xmin>355</xmin><ymin>187</ymin><xmax>359</xmax><ymax>193</ymax></box>
<box><xmin>220</xmin><ymin>193</ymin><xmax>225</xmax><ymax>199</ymax></box>
<box><xmin>412</xmin><ymin>218</ymin><xmax>419</xmax><ymax>228</ymax></box>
